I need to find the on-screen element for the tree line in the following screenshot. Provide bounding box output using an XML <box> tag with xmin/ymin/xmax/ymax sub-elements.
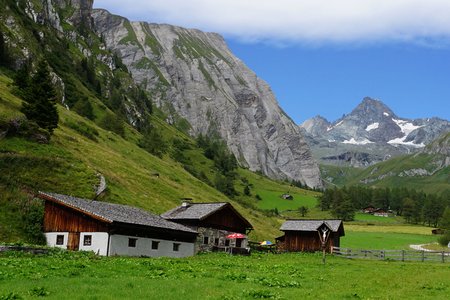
<box><xmin>319</xmin><ymin>186</ymin><xmax>450</xmax><ymax>227</ymax></box>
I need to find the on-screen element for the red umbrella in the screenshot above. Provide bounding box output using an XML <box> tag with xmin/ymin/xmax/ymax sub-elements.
<box><xmin>226</xmin><ymin>233</ymin><xmax>246</xmax><ymax>239</ymax></box>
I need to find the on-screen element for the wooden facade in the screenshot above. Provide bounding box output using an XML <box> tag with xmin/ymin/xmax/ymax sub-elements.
<box><xmin>44</xmin><ymin>201</ymin><xmax>109</xmax><ymax>233</ymax></box>
<box><xmin>278</xmin><ymin>220</ymin><xmax>344</xmax><ymax>253</ymax></box>
<box><xmin>282</xmin><ymin>231</ymin><xmax>341</xmax><ymax>253</ymax></box>
<box><xmin>196</xmin><ymin>206</ymin><xmax>250</xmax><ymax>233</ymax></box>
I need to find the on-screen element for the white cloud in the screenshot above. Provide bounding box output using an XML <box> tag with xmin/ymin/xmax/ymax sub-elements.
<box><xmin>94</xmin><ymin>0</ymin><xmax>450</xmax><ymax>45</ymax></box>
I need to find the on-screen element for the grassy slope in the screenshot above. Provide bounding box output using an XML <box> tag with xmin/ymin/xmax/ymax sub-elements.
<box><xmin>1</xmin><ymin>251</ymin><xmax>449</xmax><ymax>299</ymax></box>
<box><xmin>0</xmin><ymin>73</ymin><xmax>311</xmax><ymax>242</ymax></box>
<box><xmin>320</xmin><ymin>152</ymin><xmax>450</xmax><ymax>194</ymax></box>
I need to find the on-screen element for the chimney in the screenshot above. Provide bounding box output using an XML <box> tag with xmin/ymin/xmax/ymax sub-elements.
<box><xmin>181</xmin><ymin>198</ymin><xmax>193</xmax><ymax>207</ymax></box>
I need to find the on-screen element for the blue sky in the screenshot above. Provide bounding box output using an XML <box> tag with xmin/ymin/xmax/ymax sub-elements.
<box><xmin>94</xmin><ymin>0</ymin><xmax>450</xmax><ymax>124</ymax></box>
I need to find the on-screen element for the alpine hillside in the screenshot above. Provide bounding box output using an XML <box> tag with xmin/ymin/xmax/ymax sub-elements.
<box><xmin>91</xmin><ymin>8</ymin><xmax>322</xmax><ymax>188</ymax></box>
<box><xmin>301</xmin><ymin>97</ymin><xmax>450</xmax><ymax>167</ymax></box>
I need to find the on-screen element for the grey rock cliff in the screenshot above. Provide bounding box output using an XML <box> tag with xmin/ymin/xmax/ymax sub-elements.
<box><xmin>91</xmin><ymin>9</ymin><xmax>322</xmax><ymax>188</ymax></box>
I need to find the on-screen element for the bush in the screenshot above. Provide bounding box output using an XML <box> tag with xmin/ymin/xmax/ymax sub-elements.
<box><xmin>138</xmin><ymin>126</ymin><xmax>166</xmax><ymax>158</ymax></box>
<box><xmin>65</xmin><ymin>120</ymin><xmax>99</xmax><ymax>141</ymax></box>
<box><xmin>99</xmin><ymin>113</ymin><xmax>125</xmax><ymax>137</ymax></box>
<box><xmin>438</xmin><ymin>232</ymin><xmax>450</xmax><ymax>247</ymax></box>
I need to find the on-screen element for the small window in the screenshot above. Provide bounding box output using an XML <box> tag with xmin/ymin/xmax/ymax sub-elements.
<box><xmin>225</xmin><ymin>239</ymin><xmax>230</xmax><ymax>247</ymax></box>
<box><xmin>56</xmin><ymin>235</ymin><xmax>64</xmax><ymax>245</ymax></box>
<box><xmin>151</xmin><ymin>241</ymin><xmax>159</xmax><ymax>250</ymax></box>
<box><xmin>173</xmin><ymin>243</ymin><xmax>180</xmax><ymax>252</ymax></box>
<box><xmin>214</xmin><ymin>238</ymin><xmax>219</xmax><ymax>245</ymax></box>
<box><xmin>83</xmin><ymin>235</ymin><xmax>92</xmax><ymax>246</ymax></box>
<box><xmin>203</xmin><ymin>236</ymin><xmax>209</xmax><ymax>245</ymax></box>
<box><xmin>128</xmin><ymin>238</ymin><xmax>137</xmax><ymax>248</ymax></box>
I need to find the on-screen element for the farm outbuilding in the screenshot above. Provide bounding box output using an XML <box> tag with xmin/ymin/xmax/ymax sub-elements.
<box><xmin>162</xmin><ymin>202</ymin><xmax>253</xmax><ymax>253</ymax></box>
<box><xmin>39</xmin><ymin>192</ymin><xmax>197</xmax><ymax>257</ymax></box>
<box><xmin>277</xmin><ymin>220</ymin><xmax>345</xmax><ymax>253</ymax></box>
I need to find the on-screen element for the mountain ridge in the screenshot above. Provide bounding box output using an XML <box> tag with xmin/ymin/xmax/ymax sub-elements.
<box><xmin>301</xmin><ymin>97</ymin><xmax>450</xmax><ymax>167</ymax></box>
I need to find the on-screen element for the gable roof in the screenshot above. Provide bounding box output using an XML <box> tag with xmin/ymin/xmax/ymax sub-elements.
<box><xmin>161</xmin><ymin>202</ymin><xmax>253</xmax><ymax>229</ymax></box>
<box><xmin>39</xmin><ymin>192</ymin><xmax>196</xmax><ymax>234</ymax></box>
<box><xmin>280</xmin><ymin>220</ymin><xmax>344</xmax><ymax>235</ymax></box>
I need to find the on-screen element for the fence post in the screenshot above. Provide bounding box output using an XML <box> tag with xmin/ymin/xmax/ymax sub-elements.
<box><xmin>442</xmin><ymin>252</ymin><xmax>445</xmax><ymax>263</ymax></box>
<box><xmin>381</xmin><ymin>250</ymin><xmax>385</xmax><ymax>260</ymax></box>
<box><xmin>422</xmin><ymin>250</ymin><xmax>425</xmax><ymax>262</ymax></box>
<box><xmin>401</xmin><ymin>250</ymin><xmax>405</xmax><ymax>262</ymax></box>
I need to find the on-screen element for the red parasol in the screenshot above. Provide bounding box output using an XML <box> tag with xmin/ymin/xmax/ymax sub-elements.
<box><xmin>226</xmin><ymin>233</ymin><xmax>246</xmax><ymax>239</ymax></box>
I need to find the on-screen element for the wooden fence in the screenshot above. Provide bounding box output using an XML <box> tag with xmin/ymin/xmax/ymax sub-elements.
<box><xmin>332</xmin><ymin>247</ymin><xmax>449</xmax><ymax>263</ymax></box>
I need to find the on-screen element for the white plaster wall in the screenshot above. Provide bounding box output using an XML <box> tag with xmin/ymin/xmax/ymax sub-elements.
<box><xmin>109</xmin><ymin>235</ymin><xmax>194</xmax><ymax>257</ymax></box>
<box><xmin>45</xmin><ymin>232</ymin><xmax>69</xmax><ymax>249</ymax></box>
<box><xmin>78</xmin><ymin>232</ymin><xmax>109</xmax><ymax>256</ymax></box>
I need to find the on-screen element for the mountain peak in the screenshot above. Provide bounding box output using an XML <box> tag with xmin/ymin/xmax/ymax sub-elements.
<box><xmin>350</xmin><ymin>97</ymin><xmax>396</xmax><ymax>120</ymax></box>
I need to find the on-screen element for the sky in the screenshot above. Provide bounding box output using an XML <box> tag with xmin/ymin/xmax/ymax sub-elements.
<box><xmin>94</xmin><ymin>0</ymin><xmax>450</xmax><ymax>124</ymax></box>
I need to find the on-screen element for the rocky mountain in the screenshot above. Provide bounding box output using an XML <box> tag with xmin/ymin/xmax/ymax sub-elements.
<box><xmin>91</xmin><ymin>9</ymin><xmax>322</xmax><ymax>188</ymax></box>
<box><xmin>301</xmin><ymin>97</ymin><xmax>450</xmax><ymax>167</ymax></box>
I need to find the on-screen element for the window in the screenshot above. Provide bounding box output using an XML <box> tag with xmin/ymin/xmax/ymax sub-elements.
<box><xmin>214</xmin><ymin>238</ymin><xmax>219</xmax><ymax>245</ymax></box>
<box><xmin>56</xmin><ymin>235</ymin><xmax>64</xmax><ymax>245</ymax></box>
<box><xmin>203</xmin><ymin>236</ymin><xmax>209</xmax><ymax>245</ymax></box>
<box><xmin>173</xmin><ymin>243</ymin><xmax>180</xmax><ymax>252</ymax></box>
<box><xmin>151</xmin><ymin>241</ymin><xmax>159</xmax><ymax>250</ymax></box>
<box><xmin>83</xmin><ymin>235</ymin><xmax>92</xmax><ymax>246</ymax></box>
<box><xmin>128</xmin><ymin>238</ymin><xmax>137</xmax><ymax>248</ymax></box>
<box><xmin>225</xmin><ymin>239</ymin><xmax>230</xmax><ymax>247</ymax></box>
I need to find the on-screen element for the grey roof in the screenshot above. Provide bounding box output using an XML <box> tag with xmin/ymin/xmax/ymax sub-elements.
<box><xmin>280</xmin><ymin>220</ymin><xmax>344</xmax><ymax>233</ymax></box>
<box><xmin>39</xmin><ymin>192</ymin><xmax>197</xmax><ymax>234</ymax></box>
<box><xmin>161</xmin><ymin>203</ymin><xmax>229</xmax><ymax>220</ymax></box>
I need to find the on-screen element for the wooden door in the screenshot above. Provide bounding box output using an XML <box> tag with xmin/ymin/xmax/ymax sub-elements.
<box><xmin>67</xmin><ymin>232</ymin><xmax>80</xmax><ymax>251</ymax></box>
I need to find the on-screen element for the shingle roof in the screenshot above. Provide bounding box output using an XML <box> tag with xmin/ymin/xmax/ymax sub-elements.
<box><xmin>280</xmin><ymin>220</ymin><xmax>344</xmax><ymax>234</ymax></box>
<box><xmin>39</xmin><ymin>192</ymin><xmax>197</xmax><ymax>234</ymax></box>
<box><xmin>161</xmin><ymin>203</ymin><xmax>229</xmax><ymax>220</ymax></box>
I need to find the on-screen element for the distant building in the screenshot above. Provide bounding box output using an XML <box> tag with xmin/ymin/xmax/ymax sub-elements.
<box><xmin>39</xmin><ymin>192</ymin><xmax>197</xmax><ymax>257</ymax></box>
<box><xmin>162</xmin><ymin>202</ymin><xmax>253</xmax><ymax>253</ymax></box>
<box><xmin>362</xmin><ymin>205</ymin><xmax>376</xmax><ymax>214</ymax></box>
<box><xmin>281</xmin><ymin>194</ymin><xmax>294</xmax><ymax>200</ymax></box>
<box><xmin>277</xmin><ymin>220</ymin><xmax>345</xmax><ymax>253</ymax></box>
<box><xmin>373</xmin><ymin>208</ymin><xmax>389</xmax><ymax>217</ymax></box>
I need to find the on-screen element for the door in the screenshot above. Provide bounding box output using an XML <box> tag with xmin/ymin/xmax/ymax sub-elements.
<box><xmin>67</xmin><ymin>232</ymin><xmax>80</xmax><ymax>251</ymax></box>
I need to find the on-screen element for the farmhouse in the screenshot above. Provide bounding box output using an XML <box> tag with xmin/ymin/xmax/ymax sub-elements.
<box><xmin>373</xmin><ymin>208</ymin><xmax>389</xmax><ymax>217</ymax></box>
<box><xmin>362</xmin><ymin>205</ymin><xmax>376</xmax><ymax>214</ymax></box>
<box><xmin>277</xmin><ymin>220</ymin><xmax>345</xmax><ymax>253</ymax></box>
<box><xmin>162</xmin><ymin>202</ymin><xmax>253</xmax><ymax>253</ymax></box>
<box><xmin>39</xmin><ymin>192</ymin><xmax>197</xmax><ymax>257</ymax></box>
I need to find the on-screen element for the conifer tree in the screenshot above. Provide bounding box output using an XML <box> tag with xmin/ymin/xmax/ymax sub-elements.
<box><xmin>21</xmin><ymin>61</ymin><xmax>59</xmax><ymax>134</ymax></box>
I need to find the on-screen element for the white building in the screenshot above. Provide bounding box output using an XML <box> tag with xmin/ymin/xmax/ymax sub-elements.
<box><xmin>39</xmin><ymin>192</ymin><xmax>197</xmax><ymax>257</ymax></box>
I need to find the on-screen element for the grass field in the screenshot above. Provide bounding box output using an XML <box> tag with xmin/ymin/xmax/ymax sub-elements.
<box><xmin>256</xmin><ymin>190</ymin><xmax>318</xmax><ymax>211</ymax></box>
<box><xmin>1</xmin><ymin>250</ymin><xmax>449</xmax><ymax>300</ymax></box>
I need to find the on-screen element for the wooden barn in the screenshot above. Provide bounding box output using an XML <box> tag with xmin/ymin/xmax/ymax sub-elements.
<box><xmin>161</xmin><ymin>202</ymin><xmax>253</xmax><ymax>253</ymax></box>
<box><xmin>277</xmin><ymin>220</ymin><xmax>345</xmax><ymax>253</ymax></box>
<box><xmin>39</xmin><ymin>192</ymin><xmax>197</xmax><ymax>257</ymax></box>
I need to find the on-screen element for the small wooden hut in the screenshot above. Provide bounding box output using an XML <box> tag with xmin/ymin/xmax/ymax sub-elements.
<box><xmin>277</xmin><ymin>220</ymin><xmax>345</xmax><ymax>253</ymax></box>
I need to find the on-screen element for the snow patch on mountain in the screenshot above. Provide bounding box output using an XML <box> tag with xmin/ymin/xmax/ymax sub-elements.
<box><xmin>387</xmin><ymin>138</ymin><xmax>425</xmax><ymax>148</ymax></box>
<box><xmin>365</xmin><ymin>122</ymin><xmax>379</xmax><ymax>131</ymax></box>
<box><xmin>383</xmin><ymin>112</ymin><xmax>389</xmax><ymax>116</ymax></box>
<box><xmin>392</xmin><ymin>118</ymin><xmax>423</xmax><ymax>135</ymax></box>
<box><xmin>343</xmin><ymin>138</ymin><xmax>374</xmax><ymax>145</ymax></box>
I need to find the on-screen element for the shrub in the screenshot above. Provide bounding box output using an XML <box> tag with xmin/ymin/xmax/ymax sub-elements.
<box><xmin>438</xmin><ymin>232</ymin><xmax>450</xmax><ymax>247</ymax></box>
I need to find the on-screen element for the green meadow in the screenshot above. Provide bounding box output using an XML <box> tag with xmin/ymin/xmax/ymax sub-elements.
<box><xmin>1</xmin><ymin>250</ymin><xmax>449</xmax><ymax>300</ymax></box>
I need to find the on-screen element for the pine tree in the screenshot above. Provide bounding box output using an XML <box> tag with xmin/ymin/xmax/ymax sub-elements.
<box><xmin>21</xmin><ymin>61</ymin><xmax>59</xmax><ymax>133</ymax></box>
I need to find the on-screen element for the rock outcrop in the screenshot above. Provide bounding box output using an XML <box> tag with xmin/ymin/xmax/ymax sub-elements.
<box><xmin>91</xmin><ymin>9</ymin><xmax>322</xmax><ymax>187</ymax></box>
